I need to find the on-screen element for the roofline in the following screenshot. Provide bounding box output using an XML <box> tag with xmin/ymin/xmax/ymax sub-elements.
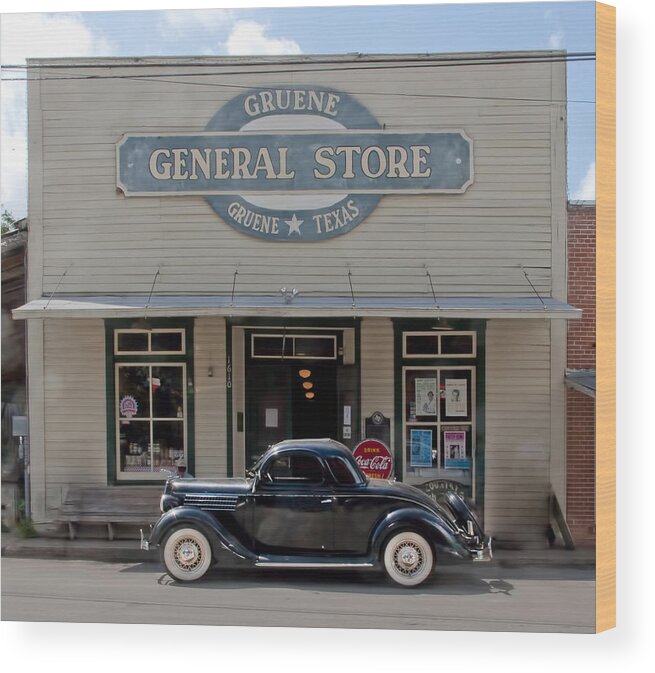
<box><xmin>25</xmin><ymin>50</ymin><xmax>569</xmax><ymax>67</ymax></box>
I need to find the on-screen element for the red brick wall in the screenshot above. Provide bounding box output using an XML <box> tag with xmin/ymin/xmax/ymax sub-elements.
<box><xmin>567</xmin><ymin>204</ymin><xmax>596</xmax><ymax>368</ymax></box>
<box><xmin>566</xmin><ymin>203</ymin><xmax>596</xmax><ymax>546</ymax></box>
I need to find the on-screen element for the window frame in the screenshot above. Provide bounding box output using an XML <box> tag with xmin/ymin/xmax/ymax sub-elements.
<box><xmin>251</xmin><ymin>333</ymin><xmax>337</xmax><ymax>360</ymax></box>
<box><xmin>115</xmin><ymin>362</ymin><xmax>187</xmax><ymax>481</ymax></box>
<box><xmin>402</xmin><ymin>331</ymin><xmax>476</xmax><ymax>359</ymax></box>
<box><xmin>114</xmin><ymin>328</ymin><xmax>186</xmax><ymax>356</ymax></box>
<box><xmin>106</xmin><ymin>319</ymin><xmax>194</xmax><ymax>485</ymax></box>
<box><xmin>401</xmin><ymin>364</ymin><xmax>476</xmax><ymax>496</ymax></box>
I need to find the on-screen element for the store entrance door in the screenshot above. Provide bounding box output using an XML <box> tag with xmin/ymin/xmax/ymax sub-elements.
<box><xmin>245</xmin><ymin>360</ymin><xmax>338</xmax><ymax>468</ymax></box>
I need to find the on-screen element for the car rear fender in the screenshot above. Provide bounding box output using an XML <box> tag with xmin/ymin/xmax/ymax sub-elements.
<box><xmin>149</xmin><ymin>507</ymin><xmax>257</xmax><ymax>562</ymax></box>
<box><xmin>370</xmin><ymin>507</ymin><xmax>469</xmax><ymax>560</ymax></box>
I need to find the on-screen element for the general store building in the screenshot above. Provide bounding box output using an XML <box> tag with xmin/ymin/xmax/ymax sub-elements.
<box><xmin>14</xmin><ymin>53</ymin><xmax>579</xmax><ymax>548</ymax></box>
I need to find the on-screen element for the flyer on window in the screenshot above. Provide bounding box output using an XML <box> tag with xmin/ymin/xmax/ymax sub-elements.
<box><xmin>415</xmin><ymin>377</ymin><xmax>437</xmax><ymax>416</ymax></box>
<box><xmin>410</xmin><ymin>428</ymin><xmax>433</xmax><ymax>467</ymax></box>
<box><xmin>444</xmin><ymin>431</ymin><xmax>470</xmax><ymax>469</ymax></box>
<box><xmin>445</xmin><ymin>378</ymin><xmax>468</xmax><ymax>417</ymax></box>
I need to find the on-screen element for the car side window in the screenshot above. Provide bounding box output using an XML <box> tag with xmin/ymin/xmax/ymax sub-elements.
<box><xmin>326</xmin><ymin>457</ymin><xmax>358</xmax><ymax>485</ymax></box>
<box><xmin>264</xmin><ymin>453</ymin><xmax>325</xmax><ymax>485</ymax></box>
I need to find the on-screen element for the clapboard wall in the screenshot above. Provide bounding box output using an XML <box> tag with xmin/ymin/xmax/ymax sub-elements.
<box><xmin>484</xmin><ymin>319</ymin><xmax>552</xmax><ymax>547</ymax></box>
<box><xmin>42</xmin><ymin>319</ymin><xmax>107</xmax><ymax>516</ymax></box>
<box><xmin>27</xmin><ymin>53</ymin><xmax>566</xmax><ymax>301</ymax></box>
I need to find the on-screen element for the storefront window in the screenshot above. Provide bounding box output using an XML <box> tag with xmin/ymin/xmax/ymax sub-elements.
<box><xmin>108</xmin><ymin>321</ymin><xmax>192</xmax><ymax>482</ymax></box>
<box><xmin>117</xmin><ymin>364</ymin><xmax>186</xmax><ymax>476</ymax></box>
<box><xmin>402</xmin><ymin>366</ymin><xmax>475</xmax><ymax>490</ymax></box>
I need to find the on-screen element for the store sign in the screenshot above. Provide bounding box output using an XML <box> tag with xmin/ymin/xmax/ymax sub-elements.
<box><xmin>417</xmin><ymin>479</ymin><xmax>468</xmax><ymax>500</ymax></box>
<box><xmin>353</xmin><ymin>439</ymin><xmax>393</xmax><ymax>480</ymax></box>
<box><xmin>119</xmin><ymin>395</ymin><xmax>138</xmax><ymax>418</ymax></box>
<box><xmin>117</xmin><ymin>85</ymin><xmax>473</xmax><ymax>241</ymax></box>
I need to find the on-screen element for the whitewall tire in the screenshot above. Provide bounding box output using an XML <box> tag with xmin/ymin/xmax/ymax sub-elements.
<box><xmin>383</xmin><ymin>531</ymin><xmax>434</xmax><ymax>587</ymax></box>
<box><xmin>162</xmin><ymin>527</ymin><xmax>212</xmax><ymax>582</ymax></box>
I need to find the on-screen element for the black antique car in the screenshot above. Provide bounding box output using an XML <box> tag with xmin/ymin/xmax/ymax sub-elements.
<box><xmin>141</xmin><ymin>439</ymin><xmax>492</xmax><ymax>587</ymax></box>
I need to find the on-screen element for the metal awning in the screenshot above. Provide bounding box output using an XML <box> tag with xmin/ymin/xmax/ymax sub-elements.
<box><xmin>565</xmin><ymin>369</ymin><xmax>596</xmax><ymax>398</ymax></box>
<box><xmin>13</xmin><ymin>294</ymin><xmax>581</xmax><ymax>320</ymax></box>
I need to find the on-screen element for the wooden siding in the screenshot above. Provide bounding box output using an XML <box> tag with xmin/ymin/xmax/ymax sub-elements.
<box><xmin>43</xmin><ymin>319</ymin><xmax>106</xmax><ymax>514</ymax></box>
<box><xmin>485</xmin><ymin>319</ymin><xmax>552</xmax><ymax>548</ymax></box>
<box><xmin>193</xmin><ymin>318</ymin><xmax>227</xmax><ymax>477</ymax></box>
<box><xmin>29</xmin><ymin>55</ymin><xmax>565</xmax><ymax>299</ymax></box>
<box><xmin>360</xmin><ymin>319</ymin><xmax>395</xmax><ymax>441</ymax></box>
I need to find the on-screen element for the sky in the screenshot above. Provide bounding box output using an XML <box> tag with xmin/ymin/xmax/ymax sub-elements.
<box><xmin>1</xmin><ymin>1</ymin><xmax>596</xmax><ymax>219</ymax></box>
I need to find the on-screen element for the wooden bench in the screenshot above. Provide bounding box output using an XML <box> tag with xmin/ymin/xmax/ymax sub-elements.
<box><xmin>59</xmin><ymin>486</ymin><xmax>162</xmax><ymax>540</ymax></box>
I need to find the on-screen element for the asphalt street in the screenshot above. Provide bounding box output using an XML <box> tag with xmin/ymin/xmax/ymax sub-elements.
<box><xmin>1</xmin><ymin>556</ymin><xmax>595</xmax><ymax>633</ymax></box>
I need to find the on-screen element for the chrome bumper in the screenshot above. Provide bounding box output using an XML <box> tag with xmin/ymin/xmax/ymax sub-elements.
<box><xmin>472</xmin><ymin>536</ymin><xmax>493</xmax><ymax>562</ymax></box>
<box><xmin>139</xmin><ymin>528</ymin><xmax>150</xmax><ymax>551</ymax></box>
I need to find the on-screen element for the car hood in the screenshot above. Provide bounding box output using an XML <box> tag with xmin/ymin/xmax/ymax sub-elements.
<box><xmin>168</xmin><ymin>477</ymin><xmax>251</xmax><ymax>496</ymax></box>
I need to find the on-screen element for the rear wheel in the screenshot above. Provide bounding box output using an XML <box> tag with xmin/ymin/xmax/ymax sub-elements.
<box><xmin>161</xmin><ymin>527</ymin><xmax>212</xmax><ymax>582</ymax></box>
<box><xmin>383</xmin><ymin>531</ymin><xmax>434</xmax><ymax>587</ymax></box>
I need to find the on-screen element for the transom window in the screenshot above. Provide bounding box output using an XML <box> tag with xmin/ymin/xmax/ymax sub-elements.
<box><xmin>115</xmin><ymin>329</ymin><xmax>185</xmax><ymax>355</ymax></box>
<box><xmin>251</xmin><ymin>334</ymin><xmax>337</xmax><ymax>360</ymax></box>
<box><xmin>403</xmin><ymin>331</ymin><xmax>475</xmax><ymax>358</ymax></box>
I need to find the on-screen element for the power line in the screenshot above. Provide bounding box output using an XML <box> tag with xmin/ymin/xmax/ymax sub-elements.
<box><xmin>0</xmin><ymin>53</ymin><xmax>597</xmax><ymax>105</ymax></box>
<box><xmin>1</xmin><ymin>51</ymin><xmax>595</xmax><ymax>84</ymax></box>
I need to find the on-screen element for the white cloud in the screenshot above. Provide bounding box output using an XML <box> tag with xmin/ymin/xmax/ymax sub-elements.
<box><xmin>1</xmin><ymin>12</ymin><xmax>113</xmax><ymax>63</ymax></box>
<box><xmin>549</xmin><ymin>31</ymin><xmax>564</xmax><ymax>49</ymax></box>
<box><xmin>1</xmin><ymin>13</ymin><xmax>114</xmax><ymax>217</ymax></box>
<box><xmin>574</xmin><ymin>161</ymin><xmax>596</xmax><ymax>201</ymax></box>
<box><xmin>225</xmin><ymin>21</ymin><xmax>301</xmax><ymax>56</ymax></box>
<box><xmin>158</xmin><ymin>9</ymin><xmax>234</xmax><ymax>37</ymax></box>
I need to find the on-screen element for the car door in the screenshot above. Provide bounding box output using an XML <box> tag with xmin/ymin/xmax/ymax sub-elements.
<box><xmin>251</xmin><ymin>450</ymin><xmax>335</xmax><ymax>555</ymax></box>
<box><xmin>326</xmin><ymin>455</ymin><xmax>392</xmax><ymax>555</ymax></box>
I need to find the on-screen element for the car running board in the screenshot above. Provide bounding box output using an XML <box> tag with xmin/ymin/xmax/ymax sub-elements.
<box><xmin>256</xmin><ymin>558</ymin><xmax>374</xmax><ymax>568</ymax></box>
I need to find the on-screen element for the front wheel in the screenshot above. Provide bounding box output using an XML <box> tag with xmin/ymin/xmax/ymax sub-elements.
<box><xmin>383</xmin><ymin>531</ymin><xmax>434</xmax><ymax>587</ymax></box>
<box><xmin>161</xmin><ymin>527</ymin><xmax>212</xmax><ymax>582</ymax></box>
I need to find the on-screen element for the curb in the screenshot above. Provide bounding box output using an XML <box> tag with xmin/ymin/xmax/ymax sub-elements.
<box><xmin>2</xmin><ymin>536</ymin><xmax>595</xmax><ymax>567</ymax></box>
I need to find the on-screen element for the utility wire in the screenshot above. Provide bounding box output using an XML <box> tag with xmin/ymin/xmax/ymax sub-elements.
<box><xmin>1</xmin><ymin>51</ymin><xmax>595</xmax><ymax>83</ymax></box>
<box><xmin>1</xmin><ymin>51</ymin><xmax>596</xmax><ymax>69</ymax></box>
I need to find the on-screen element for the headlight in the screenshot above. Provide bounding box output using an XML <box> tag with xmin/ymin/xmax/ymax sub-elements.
<box><xmin>160</xmin><ymin>494</ymin><xmax>181</xmax><ymax>512</ymax></box>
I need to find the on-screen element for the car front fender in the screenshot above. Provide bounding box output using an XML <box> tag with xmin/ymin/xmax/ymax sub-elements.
<box><xmin>148</xmin><ymin>507</ymin><xmax>257</xmax><ymax>562</ymax></box>
<box><xmin>370</xmin><ymin>507</ymin><xmax>469</xmax><ymax>560</ymax></box>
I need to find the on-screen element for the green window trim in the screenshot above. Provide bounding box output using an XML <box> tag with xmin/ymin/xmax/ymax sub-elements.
<box><xmin>105</xmin><ymin>318</ymin><xmax>195</xmax><ymax>485</ymax></box>
<box><xmin>393</xmin><ymin>318</ymin><xmax>486</xmax><ymax>510</ymax></box>
<box><xmin>225</xmin><ymin>317</ymin><xmax>361</xmax><ymax>477</ymax></box>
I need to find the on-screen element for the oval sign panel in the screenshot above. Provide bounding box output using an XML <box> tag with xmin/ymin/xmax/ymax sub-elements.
<box><xmin>353</xmin><ymin>439</ymin><xmax>393</xmax><ymax>480</ymax></box>
<box><xmin>117</xmin><ymin>84</ymin><xmax>473</xmax><ymax>242</ymax></box>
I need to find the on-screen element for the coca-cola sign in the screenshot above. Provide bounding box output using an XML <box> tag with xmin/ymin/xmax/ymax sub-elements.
<box><xmin>353</xmin><ymin>439</ymin><xmax>393</xmax><ymax>480</ymax></box>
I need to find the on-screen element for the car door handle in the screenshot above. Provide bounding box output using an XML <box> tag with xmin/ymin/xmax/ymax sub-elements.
<box><xmin>320</xmin><ymin>498</ymin><xmax>334</xmax><ymax>504</ymax></box>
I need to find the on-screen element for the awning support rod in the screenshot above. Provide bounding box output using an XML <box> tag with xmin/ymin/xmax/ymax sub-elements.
<box><xmin>347</xmin><ymin>269</ymin><xmax>356</xmax><ymax>308</ymax></box>
<box><xmin>230</xmin><ymin>265</ymin><xmax>239</xmax><ymax>307</ymax></box>
<box><xmin>520</xmin><ymin>265</ymin><xmax>548</xmax><ymax>310</ymax></box>
<box><xmin>424</xmin><ymin>266</ymin><xmax>440</xmax><ymax>309</ymax></box>
<box><xmin>144</xmin><ymin>267</ymin><xmax>160</xmax><ymax>319</ymax></box>
<box><xmin>43</xmin><ymin>266</ymin><xmax>69</xmax><ymax>310</ymax></box>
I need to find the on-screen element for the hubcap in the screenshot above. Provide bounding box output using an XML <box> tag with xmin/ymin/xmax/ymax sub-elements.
<box><xmin>174</xmin><ymin>538</ymin><xmax>202</xmax><ymax>570</ymax></box>
<box><xmin>394</xmin><ymin>542</ymin><xmax>423</xmax><ymax>575</ymax></box>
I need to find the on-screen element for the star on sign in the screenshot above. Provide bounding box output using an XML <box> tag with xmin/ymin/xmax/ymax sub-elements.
<box><xmin>285</xmin><ymin>213</ymin><xmax>304</xmax><ymax>236</ymax></box>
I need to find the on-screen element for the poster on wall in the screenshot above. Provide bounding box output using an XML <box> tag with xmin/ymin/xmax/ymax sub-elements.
<box><xmin>415</xmin><ymin>378</ymin><xmax>437</xmax><ymax>416</ymax></box>
<box><xmin>444</xmin><ymin>431</ymin><xmax>470</xmax><ymax>469</ymax></box>
<box><xmin>445</xmin><ymin>379</ymin><xmax>468</xmax><ymax>417</ymax></box>
<box><xmin>410</xmin><ymin>428</ymin><xmax>433</xmax><ymax>467</ymax></box>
